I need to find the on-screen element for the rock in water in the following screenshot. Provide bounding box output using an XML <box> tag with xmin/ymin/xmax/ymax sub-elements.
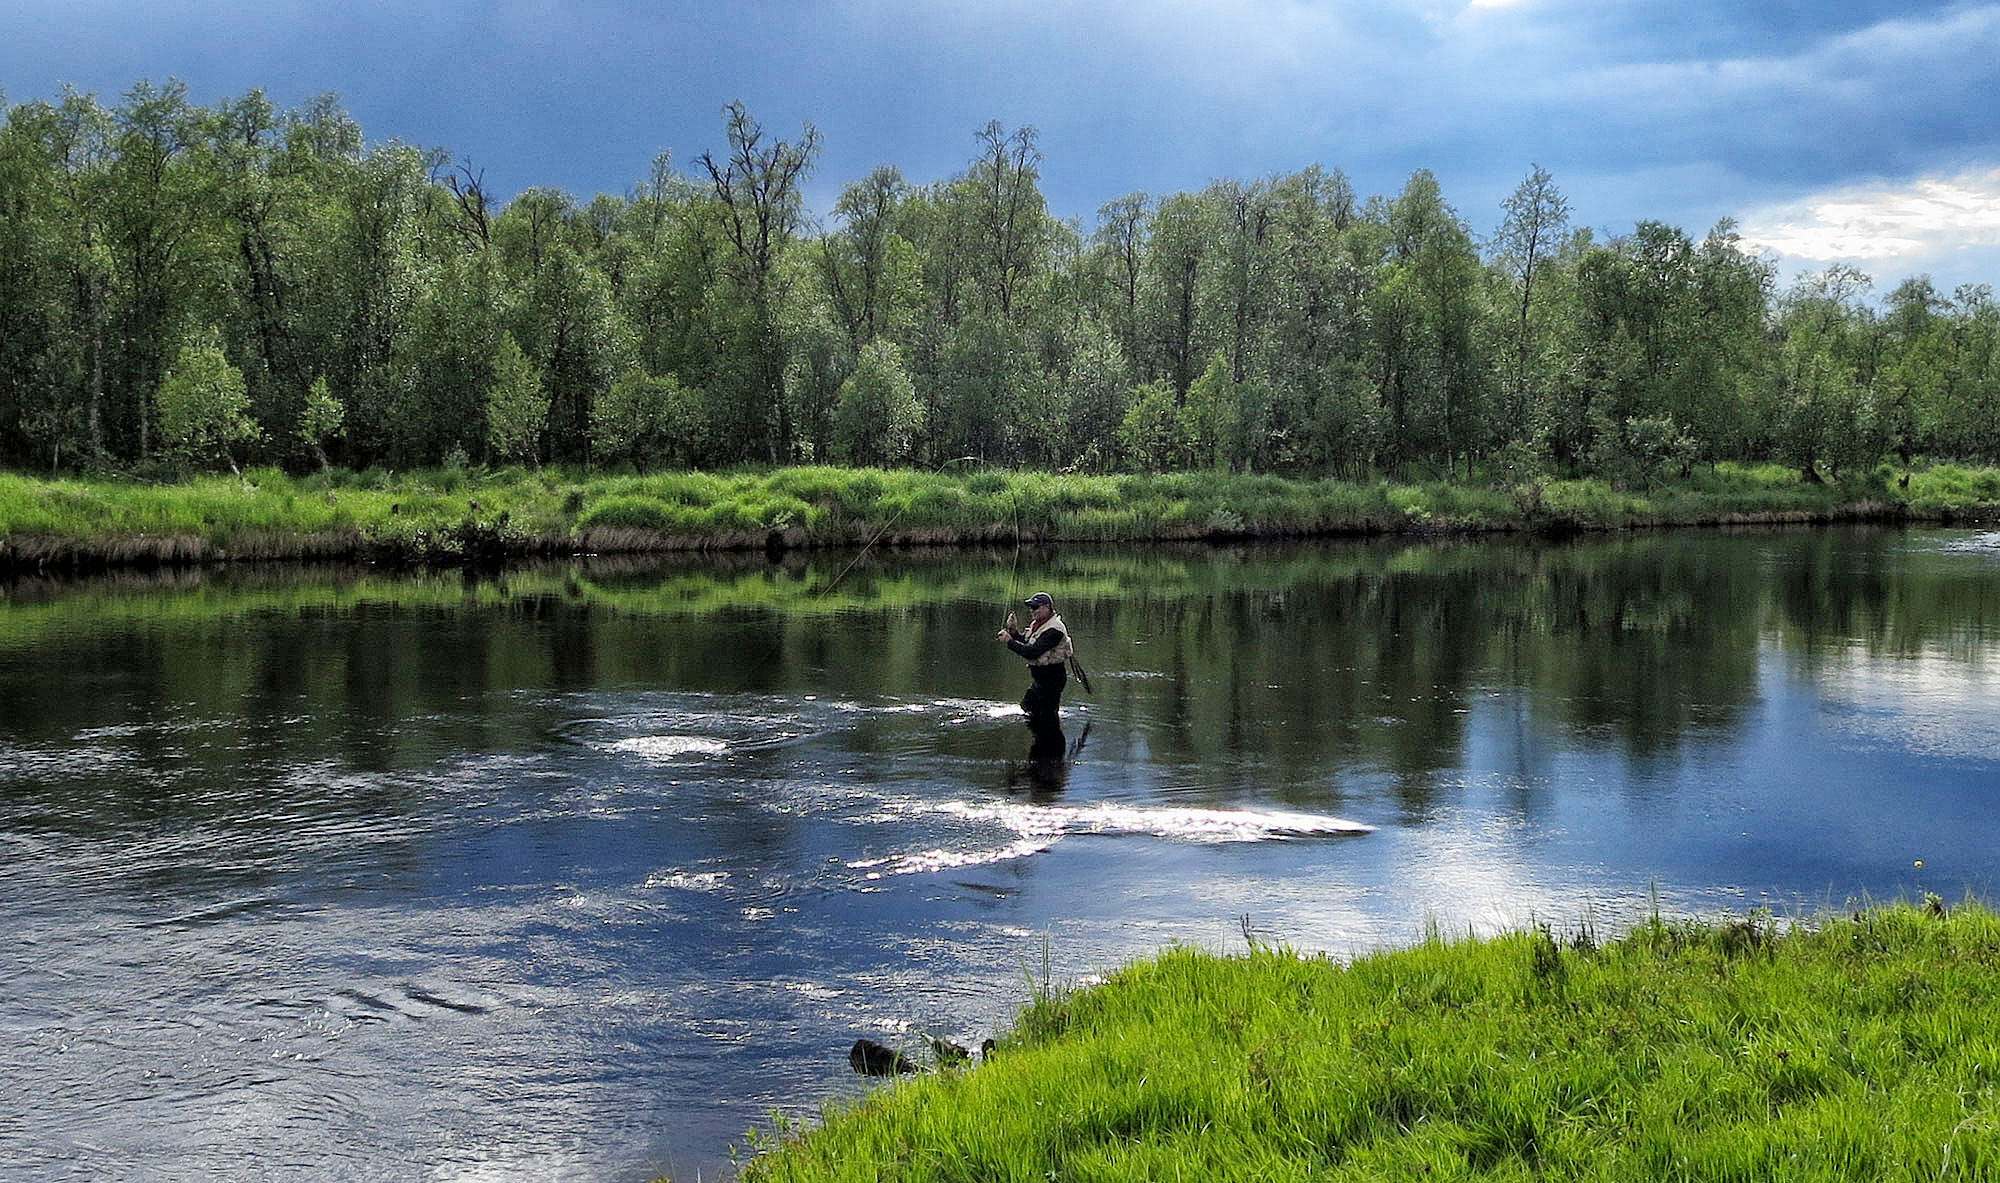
<box><xmin>849</xmin><ymin>1038</ymin><xmax>917</xmax><ymax>1076</ymax></box>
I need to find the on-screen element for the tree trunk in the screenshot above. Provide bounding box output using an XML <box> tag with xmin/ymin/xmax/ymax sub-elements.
<box><xmin>82</xmin><ymin>269</ymin><xmax>105</xmax><ymax>457</ymax></box>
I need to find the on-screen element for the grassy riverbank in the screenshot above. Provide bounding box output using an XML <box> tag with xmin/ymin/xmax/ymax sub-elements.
<box><xmin>743</xmin><ymin>902</ymin><xmax>2000</xmax><ymax>1182</ymax></box>
<box><xmin>3</xmin><ymin>461</ymin><xmax>1998</xmax><ymax>571</ymax></box>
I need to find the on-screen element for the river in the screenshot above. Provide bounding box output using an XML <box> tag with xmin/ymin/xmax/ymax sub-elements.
<box><xmin>3</xmin><ymin>527</ymin><xmax>1998</xmax><ymax>1180</ymax></box>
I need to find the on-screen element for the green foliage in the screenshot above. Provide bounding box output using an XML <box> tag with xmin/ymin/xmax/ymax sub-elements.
<box><xmin>386</xmin><ymin>250</ymin><xmax>505</xmax><ymax>467</ymax></box>
<box><xmin>6</xmin><ymin>80</ymin><xmax>2000</xmax><ymax>483</ymax></box>
<box><xmin>1904</xmin><ymin>463</ymin><xmax>2000</xmax><ymax>511</ymax></box>
<box><xmin>575</xmin><ymin>493</ymin><xmax>680</xmax><ymax>533</ymax></box>
<box><xmin>299</xmin><ymin>377</ymin><xmax>343</xmax><ymax>469</ymax></box>
<box><xmin>930</xmin><ymin>313</ymin><xmax>1028</xmax><ymax>462</ymax></box>
<box><xmin>832</xmin><ymin>339</ymin><xmax>923</xmax><ymax>466</ymax></box>
<box><xmin>1055</xmin><ymin>319</ymin><xmax>1134</xmax><ymax>471</ymax></box>
<box><xmin>1118</xmin><ymin>380</ymin><xmax>1189</xmax><ymax>472</ymax></box>
<box><xmin>592</xmin><ymin>369</ymin><xmax>704</xmax><ymax>471</ymax></box>
<box><xmin>744</xmin><ymin>904</ymin><xmax>2000</xmax><ymax>1182</ymax></box>
<box><xmin>514</xmin><ymin>244</ymin><xmax>631</xmax><ymax>463</ymax></box>
<box><xmin>156</xmin><ymin>332</ymin><xmax>259</xmax><ymax>472</ymax></box>
<box><xmin>1771</xmin><ymin>290</ymin><xmax>1880</xmax><ymax>482</ymax></box>
<box><xmin>1594</xmin><ymin>415</ymin><xmax>1698</xmax><ymax>489</ymax></box>
<box><xmin>1183</xmin><ymin>351</ymin><xmax>1239</xmax><ymax>469</ymax></box>
<box><xmin>484</xmin><ymin>334</ymin><xmax>547</xmax><ymax>465</ymax></box>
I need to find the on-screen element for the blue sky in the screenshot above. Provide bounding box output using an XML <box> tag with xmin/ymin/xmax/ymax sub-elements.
<box><xmin>8</xmin><ymin>0</ymin><xmax>2000</xmax><ymax>298</ymax></box>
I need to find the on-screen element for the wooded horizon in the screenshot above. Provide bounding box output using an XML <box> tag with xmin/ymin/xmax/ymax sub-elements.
<box><xmin>2</xmin><ymin>81</ymin><xmax>1994</xmax><ymax>484</ymax></box>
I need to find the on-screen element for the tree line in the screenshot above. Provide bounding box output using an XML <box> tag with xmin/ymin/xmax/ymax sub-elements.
<box><xmin>3</xmin><ymin>81</ymin><xmax>1998</xmax><ymax>483</ymax></box>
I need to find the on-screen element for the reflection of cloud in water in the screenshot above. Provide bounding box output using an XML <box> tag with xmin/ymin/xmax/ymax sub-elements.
<box><xmin>1386</xmin><ymin>802</ymin><xmax>1687</xmax><ymax>943</ymax></box>
<box><xmin>1394</xmin><ymin>809</ymin><xmax>1555</xmax><ymax>937</ymax></box>
<box><xmin>1812</xmin><ymin>645</ymin><xmax>2000</xmax><ymax>762</ymax></box>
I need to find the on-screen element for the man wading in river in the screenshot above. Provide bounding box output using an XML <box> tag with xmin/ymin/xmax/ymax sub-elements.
<box><xmin>998</xmin><ymin>592</ymin><xmax>1073</xmax><ymax>726</ymax></box>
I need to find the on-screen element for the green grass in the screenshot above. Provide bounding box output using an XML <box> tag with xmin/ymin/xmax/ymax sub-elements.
<box><xmin>3</xmin><ymin>460</ymin><xmax>1994</xmax><ymax>568</ymax></box>
<box><xmin>742</xmin><ymin>902</ymin><xmax>2000</xmax><ymax>1182</ymax></box>
<box><xmin>1904</xmin><ymin>464</ymin><xmax>2000</xmax><ymax>513</ymax></box>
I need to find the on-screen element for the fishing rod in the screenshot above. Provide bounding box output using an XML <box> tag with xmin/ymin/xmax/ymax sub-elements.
<box><xmin>1069</xmin><ymin>651</ymin><xmax>1094</xmax><ymax>696</ymax></box>
<box><xmin>815</xmin><ymin>456</ymin><xmax>978</xmax><ymax>598</ymax></box>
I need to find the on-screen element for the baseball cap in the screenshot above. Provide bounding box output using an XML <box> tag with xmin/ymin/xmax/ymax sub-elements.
<box><xmin>1023</xmin><ymin>592</ymin><xmax>1054</xmax><ymax>608</ymax></box>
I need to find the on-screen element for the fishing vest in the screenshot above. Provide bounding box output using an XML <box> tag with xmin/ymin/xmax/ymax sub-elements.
<box><xmin>1027</xmin><ymin>613</ymin><xmax>1074</xmax><ymax>667</ymax></box>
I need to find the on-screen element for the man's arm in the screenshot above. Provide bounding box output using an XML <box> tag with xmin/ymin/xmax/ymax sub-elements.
<box><xmin>1006</xmin><ymin>626</ymin><xmax>1065</xmax><ymax>660</ymax></box>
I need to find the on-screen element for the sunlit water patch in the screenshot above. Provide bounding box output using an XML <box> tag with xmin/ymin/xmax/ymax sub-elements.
<box><xmin>1810</xmin><ymin>645</ymin><xmax>2000</xmax><ymax>763</ymax></box>
<box><xmin>845</xmin><ymin>798</ymin><xmax>1373</xmax><ymax>878</ymax></box>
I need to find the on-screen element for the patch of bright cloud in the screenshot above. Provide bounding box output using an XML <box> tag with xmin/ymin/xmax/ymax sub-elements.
<box><xmin>1739</xmin><ymin>169</ymin><xmax>2000</xmax><ymax>266</ymax></box>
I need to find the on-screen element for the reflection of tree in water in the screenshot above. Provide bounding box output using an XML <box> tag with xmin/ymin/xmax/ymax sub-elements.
<box><xmin>1782</xmin><ymin>529</ymin><xmax>1892</xmax><ymax>650</ymax></box>
<box><xmin>8</xmin><ymin>527</ymin><xmax>1993</xmax><ymax>842</ymax></box>
<box><xmin>1767</xmin><ymin>527</ymin><xmax>2000</xmax><ymax>668</ymax></box>
<box><xmin>1053</xmin><ymin>535</ymin><xmax>1776</xmax><ymax>812</ymax></box>
<box><xmin>1367</xmin><ymin>569</ymin><xmax>1485</xmax><ymax>808</ymax></box>
<box><xmin>1513</xmin><ymin>537</ymin><xmax>1762</xmax><ymax>760</ymax></box>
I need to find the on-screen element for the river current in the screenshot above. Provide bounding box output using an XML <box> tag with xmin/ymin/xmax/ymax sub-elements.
<box><xmin>3</xmin><ymin>528</ymin><xmax>1997</xmax><ymax>1179</ymax></box>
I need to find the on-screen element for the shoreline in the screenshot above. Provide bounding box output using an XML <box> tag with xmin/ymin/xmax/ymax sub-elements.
<box><xmin>741</xmin><ymin>901</ymin><xmax>2000</xmax><ymax>1181</ymax></box>
<box><xmin>4</xmin><ymin>463</ymin><xmax>1997</xmax><ymax>576</ymax></box>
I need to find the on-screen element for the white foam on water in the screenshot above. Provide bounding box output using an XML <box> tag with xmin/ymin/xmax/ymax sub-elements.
<box><xmin>848</xmin><ymin>797</ymin><xmax>1372</xmax><ymax>877</ymax></box>
<box><xmin>935</xmin><ymin>701</ymin><xmax>1027</xmax><ymax>725</ymax></box>
<box><xmin>610</xmin><ymin>735</ymin><xmax>730</xmax><ymax>761</ymax></box>
<box><xmin>827</xmin><ymin>699</ymin><xmax>935</xmax><ymax>715</ymax></box>
<box><xmin>71</xmin><ymin>723</ymin><xmax>146</xmax><ymax>740</ymax></box>
<box><xmin>930</xmin><ymin>798</ymin><xmax>1374</xmax><ymax>843</ymax></box>
<box><xmin>1939</xmin><ymin>531</ymin><xmax>2000</xmax><ymax>554</ymax></box>
<box><xmin>849</xmin><ymin>837</ymin><xmax>1058</xmax><ymax>878</ymax></box>
<box><xmin>644</xmin><ymin>870</ymin><xmax>731</xmax><ymax>892</ymax></box>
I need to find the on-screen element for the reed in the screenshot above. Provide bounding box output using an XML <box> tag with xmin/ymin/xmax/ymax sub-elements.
<box><xmin>743</xmin><ymin>901</ymin><xmax>2000</xmax><ymax>1182</ymax></box>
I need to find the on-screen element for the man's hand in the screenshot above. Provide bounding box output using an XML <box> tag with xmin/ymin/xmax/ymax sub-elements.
<box><xmin>1005</xmin><ymin>612</ymin><xmax>1018</xmax><ymax>629</ymax></box>
<box><xmin>997</xmin><ymin>628</ymin><xmax>1012</xmax><ymax>642</ymax></box>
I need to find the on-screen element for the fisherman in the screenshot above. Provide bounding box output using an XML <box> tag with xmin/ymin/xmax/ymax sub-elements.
<box><xmin>998</xmin><ymin>591</ymin><xmax>1072</xmax><ymax>726</ymax></box>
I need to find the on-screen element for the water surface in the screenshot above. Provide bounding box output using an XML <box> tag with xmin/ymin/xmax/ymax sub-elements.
<box><xmin>3</xmin><ymin>528</ymin><xmax>1998</xmax><ymax>1180</ymax></box>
